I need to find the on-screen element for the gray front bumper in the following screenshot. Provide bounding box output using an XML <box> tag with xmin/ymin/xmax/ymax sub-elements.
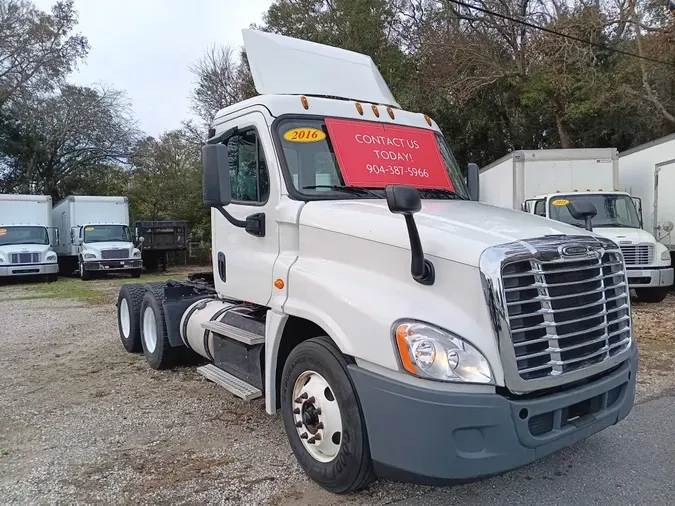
<box><xmin>0</xmin><ymin>263</ymin><xmax>59</xmax><ymax>277</ymax></box>
<box><xmin>626</xmin><ymin>267</ymin><xmax>673</xmax><ymax>288</ymax></box>
<box><xmin>83</xmin><ymin>259</ymin><xmax>142</xmax><ymax>271</ymax></box>
<box><xmin>349</xmin><ymin>344</ymin><xmax>637</xmax><ymax>485</ymax></box>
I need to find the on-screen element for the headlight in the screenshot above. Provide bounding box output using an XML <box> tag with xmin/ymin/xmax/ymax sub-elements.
<box><xmin>394</xmin><ymin>321</ymin><xmax>493</xmax><ymax>384</ymax></box>
<box><xmin>133</xmin><ymin>250</ymin><xmax>141</xmax><ymax>258</ymax></box>
<box><xmin>83</xmin><ymin>253</ymin><xmax>96</xmax><ymax>259</ymax></box>
<box><xmin>45</xmin><ymin>253</ymin><xmax>57</xmax><ymax>261</ymax></box>
<box><xmin>661</xmin><ymin>250</ymin><xmax>671</xmax><ymax>261</ymax></box>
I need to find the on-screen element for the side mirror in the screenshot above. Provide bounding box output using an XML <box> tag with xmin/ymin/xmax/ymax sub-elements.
<box><xmin>385</xmin><ymin>185</ymin><xmax>434</xmax><ymax>285</ymax></box>
<box><xmin>201</xmin><ymin>143</ymin><xmax>232</xmax><ymax>207</ymax></box>
<box><xmin>55</xmin><ymin>228</ymin><xmax>60</xmax><ymax>246</ymax></box>
<box><xmin>75</xmin><ymin>237</ymin><xmax>83</xmax><ymax>246</ymax></box>
<box><xmin>663</xmin><ymin>221</ymin><xmax>674</xmax><ymax>233</ymax></box>
<box><xmin>467</xmin><ymin>163</ymin><xmax>479</xmax><ymax>201</ymax></box>
<box><xmin>567</xmin><ymin>200</ymin><xmax>597</xmax><ymax>232</ymax></box>
<box><xmin>520</xmin><ymin>202</ymin><xmax>527</xmax><ymax>212</ymax></box>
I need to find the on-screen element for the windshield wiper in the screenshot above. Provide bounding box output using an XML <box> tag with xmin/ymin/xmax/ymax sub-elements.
<box><xmin>302</xmin><ymin>185</ymin><xmax>385</xmax><ymax>199</ymax></box>
<box><xmin>417</xmin><ymin>188</ymin><xmax>467</xmax><ymax>200</ymax></box>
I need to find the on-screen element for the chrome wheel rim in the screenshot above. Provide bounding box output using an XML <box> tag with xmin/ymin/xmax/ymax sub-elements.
<box><xmin>120</xmin><ymin>299</ymin><xmax>130</xmax><ymax>339</ymax></box>
<box><xmin>142</xmin><ymin>306</ymin><xmax>157</xmax><ymax>353</ymax></box>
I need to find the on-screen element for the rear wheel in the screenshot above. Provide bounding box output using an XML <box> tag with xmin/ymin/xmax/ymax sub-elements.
<box><xmin>635</xmin><ymin>287</ymin><xmax>668</xmax><ymax>303</ymax></box>
<box><xmin>280</xmin><ymin>336</ymin><xmax>374</xmax><ymax>493</ymax></box>
<box><xmin>117</xmin><ymin>283</ymin><xmax>146</xmax><ymax>352</ymax></box>
<box><xmin>139</xmin><ymin>290</ymin><xmax>176</xmax><ymax>369</ymax></box>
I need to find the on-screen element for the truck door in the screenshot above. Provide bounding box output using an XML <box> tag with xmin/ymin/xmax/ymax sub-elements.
<box><xmin>655</xmin><ymin>159</ymin><xmax>675</xmax><ymax>246</ymax></box>
<box><xmin>212</xmin><ymin>111</ymin><xmax>280</xmax><ymax>305</ymax></box>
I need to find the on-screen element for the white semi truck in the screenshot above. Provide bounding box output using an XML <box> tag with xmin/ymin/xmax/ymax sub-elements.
<box><xmin>52</xmin><ymin>196</ymin><xmax>143</xmax><ymax>280</ymax></box>
<box><xmin>115</xmin><ymin>30</ymin><xmax>637</xmax><ymax>493</ymax></box>
<box><xmin>0</xmin><ymin>194</ymin><xmax>59</xmax><ymax>281</ymax></box>
<box><xmin>480</xmin><ymin>148</ymin><xmax>673</xmax><ymax>303</ymax></box>
<box><xmin>619</xmin><ymin>133</ymin><xmax>675</xmax><ymax>260</ymax></box>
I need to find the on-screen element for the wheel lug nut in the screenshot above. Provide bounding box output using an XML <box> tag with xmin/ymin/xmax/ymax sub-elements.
<box><xmin>293</xmin><ymin>408</ymin><xmax>300</xmax><ymax>414</ymax></box>
<box><xmin>316</xmin><ymin>408</ymin><xmax>322</xmax><ymax>415</ymax></box>
<box><xmin>314</xmin><ymin>433</ymin><xmax>322</xmax><ymax>441</ymax></box>
<box><xmin>307</xmin><ymin>396</ymin><xmax>315</xmax><ymax>403</ymax></box>
<box><xmin>300</xmin><ymin>432</ymin><xmax>308</xmax><ymax>439</ymax></box>
<box><xmin>307</xmin><ymin>437</ymin><xmax>316</xmax><ymax>444</ymax></box>
<box><xmin>295</xmin><ymin>421</ymin><xmax>302</xmax><ymax>428</ymax></box>
<box><xmin>317</xmin><ymin>422</ymin><xmax>324</xmax><ymax>430</ymax></box>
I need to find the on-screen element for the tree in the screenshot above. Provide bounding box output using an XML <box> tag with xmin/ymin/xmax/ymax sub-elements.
<box><xmin>0</xmin><ymin>84</ymin><xmax>139</xmax><ymax>199</ymax></box>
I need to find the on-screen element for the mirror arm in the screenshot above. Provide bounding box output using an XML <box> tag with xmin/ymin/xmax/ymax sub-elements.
<box><xmin>216</xmin><ymin>206</ymin><xmax>247</xmax><ymax>229</ymax></box>
<box><xmin>403</xmin><ymin>214</ymin><xmax>435</xmax><ymax>285</ymax></box>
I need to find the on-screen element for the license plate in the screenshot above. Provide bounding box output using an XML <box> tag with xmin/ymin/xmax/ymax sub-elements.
<box><xmin>103</xmin><ymin>265</ymin><xmax>109</xmax><ymax>269</ymax></box>
<box><xmin>120</xmin><ymin>262</ymin><xmax>125</xmax><ymax>266</ymax></box>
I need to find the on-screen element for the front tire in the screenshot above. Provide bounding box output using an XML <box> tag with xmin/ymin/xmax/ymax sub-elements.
<box><xmin>139</xmin><ymin>290</ymin><xmax>176</xmax><ymax>369</ymax></box>
<box><xmin>79</xmin><ymin>258</ymin><xmax>91</xmax><ymax>281</ymax></box>
<box><xmin>280</xmin><ymin>336</ymin><xmax>374</xmax><ymax>493</ymax></box>
<box><xmin>635</xmin><ymin>287</ymin><xmax>668</xmax><ymax>303</ymax></box>
<box><xmin>117</xmin><ymin>283</ymin><xmax>146</xmax><ymax>353</ymax></box>
<box><xmin>130</xmin><ymin>268</ymin><xmax>142</xmax><ymax>279</ymax></box>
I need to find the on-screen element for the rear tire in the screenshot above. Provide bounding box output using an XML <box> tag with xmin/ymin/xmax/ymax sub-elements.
<box><xmin>131</xmin><ymin>268</ymin><xmax>142</xmax><ymax>279</ymax></box>
<box><xmin>635</xmin><ymin>287</ymin><xmax>668</xmax><ymax>303</ymax></box>
<box><xmin>280</xmin><ymin>336</ymin><xmax>374</xmax><ymax>493</ymax></box>
<box><xmin>139</xmin><ymin>290</ymin><xmax>176</xmax><ymax>369</ymax></box>
<box><xmin>117</xmin><ymin>283</ymin><xmax>146</xmax><ymax>353</ymax></box>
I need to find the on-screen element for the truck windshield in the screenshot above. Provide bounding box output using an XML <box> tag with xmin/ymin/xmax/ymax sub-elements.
<box><xmin>83</xmin><ymin>225</ymin><xmax>132</xmax><ymax>243</ymax></box>
<box><xmin>0</xmin><ymin>226</ymin><xmax>49</xmax><ymax>246</ymax></box>
<box><xmin>275</xmin><ymin>117</ymin><xmax>469</xmax><ymax>200</ymax></box>
<box><xmin>549</xmin><ymin>194</ymin><xmax>641</xmax><ymax>229</ymax></box>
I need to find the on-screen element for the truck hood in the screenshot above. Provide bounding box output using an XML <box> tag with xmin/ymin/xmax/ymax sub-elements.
<box><xmin>591</xmin><ymin>227</ymin><xmax>655</xmax><ymax>245</ymax></box>
<box><xmin>82</xmin><ymin>241</ymin><xmax>133</xmax><ymax>254</ymax></box>
<box><xmin>300</xmin><ymin>200</ymin><xmax>596</xmax><ymax>267</ymax></box>
<box><xmin>0</xmin><ymin>244</ymin><xmax>52</xmax><ymax>260</ymax></box>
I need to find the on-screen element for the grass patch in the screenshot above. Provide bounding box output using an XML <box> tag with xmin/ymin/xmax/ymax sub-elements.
<box><xmin>28</xmin><ymin>279</ymin><xmax>105</xmax><ymax>303</ymax></box>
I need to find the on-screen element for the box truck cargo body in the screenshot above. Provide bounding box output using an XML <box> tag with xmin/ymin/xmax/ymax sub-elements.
<box><xmin>619</xmin><ymin>134</ymin><xmax>675</xmax><ymax>253</ymax></box>
<box><xmin>52</xmin><ymin>196</ymin><xmax>142</xmax><ymax>279</ymax></box>
<box><xmin>0</xmin><ymin>194</ymin><xmax>59</xmax><ymax>280</ymax></box>
<box><xmin>480</xmin><ymin>149</ymin><xmax>673</xmax><ymax>302</ymax></box>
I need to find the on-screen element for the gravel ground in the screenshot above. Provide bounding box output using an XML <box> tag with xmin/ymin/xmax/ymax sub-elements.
<box><xmin>1</xmin><ymin>274</ymin><xmax>674</xmax><ymax>505</ymax></box>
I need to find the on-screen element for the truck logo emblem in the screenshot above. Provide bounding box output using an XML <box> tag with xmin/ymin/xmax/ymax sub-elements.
<box><xmin>560</xmin><ymin>245</ymin><xmax>591</xmax><ymax>256</ymax></box>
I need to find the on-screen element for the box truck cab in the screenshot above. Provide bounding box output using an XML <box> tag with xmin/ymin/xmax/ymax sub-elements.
<box><xmin>52</xmin><ymin>196</ymin><xmax>142</xmax><ymax>280</ymax></box>
<box><xmin>480</xmin><ymin>149</ymin><xmax>672</xmax><ymax>303</ymax></box>
<box><xmin>114</xmin><ymin>30</ymin><xmax>637</xmax><ymax>493</ymax></box>
<box><xmin>524</xmin><ymin>191</ymin><xmax>673</xmax><ymax>302</ymax></box>
<box><xmin>0</xmin><ymin>194</ymin><xmax>59</xmax><ymax>281</ymax></box>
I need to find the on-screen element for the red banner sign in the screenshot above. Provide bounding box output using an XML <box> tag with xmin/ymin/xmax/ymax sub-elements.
<box><xmin>324</xmin><ymin>118</ymin><xmax>454</xmax><ymax>190</ymax></box>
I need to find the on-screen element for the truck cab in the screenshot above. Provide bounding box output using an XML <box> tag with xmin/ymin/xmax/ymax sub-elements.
<box><xmin>115</xmin><ymin>30</ymin><xmax>638</xmax><ymax>493</ymax></box>
<box><xmin>524</xmin><ymin>190</ymin><xmax>673</xmax><ymax>302</ymax></box>
<box><xmin>0</xmin><ymin>194</ymin><xmax>59</xmax><ymax>281</ymax></box>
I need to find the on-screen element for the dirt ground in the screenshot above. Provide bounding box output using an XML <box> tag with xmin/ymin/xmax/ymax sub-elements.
<box><xmin>1</xmin><ymin>272</ymin><xmax>673</xmax><ymax>505</ymax></box>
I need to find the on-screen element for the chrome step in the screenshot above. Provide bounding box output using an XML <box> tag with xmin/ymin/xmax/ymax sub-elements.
<box><xmin>201</xmin><ymin>320</ymin><xmax>265</xmax><ymax>346</ymax></box>
<box><xmin>197</xmin><ymin>364</ymin><xmax>262</xmax><ymax>401</ymax></box>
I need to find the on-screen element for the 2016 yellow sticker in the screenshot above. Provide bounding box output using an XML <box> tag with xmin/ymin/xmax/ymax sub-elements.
<box><xmin>552</xmin><ymin>199</ymin><xmax>570</xmax><ymax>206</ymax></box>
<box><xmin>84</xmin><ymin>226</ymin><xmax>94</xmax><ymax>231</ymax></box>
<box><xmin>283</xmin><ymin>127</ymin><xmax>326</xmax><ymax>143</ymax></box>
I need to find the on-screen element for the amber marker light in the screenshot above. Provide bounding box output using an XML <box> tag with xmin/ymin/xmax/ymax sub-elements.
<box><xmin>395</xmin><ymin>324</ymin><xmax>418</xmax><ymax>375</ymax></box>
<box><xmin>274</xmin><ymin>279</ymin><xmax>284</xmax><ymax>289</ymax></box>
<box><xmin>301</xmin><ymin>96</ymin><xmax>309</xmax><ymax>110</ymax></box>
<box><xmin>355</xmin><ymin>102</ymin><xmax>364</xmax><ymax>115</ymax></box>
<box><xmin>387</xmin><ymin>107</ymin><xmax>395</xmax><ymax>119</ymax></box>
<box><xmin>371</xmin><ymin>105</ymin><xmax>380</xmax><ymax>117</ymax></box>
<box><xmin>424</xmin><ymin>114</ymin><xmax>432</xmax><ymax>126</ymax></box>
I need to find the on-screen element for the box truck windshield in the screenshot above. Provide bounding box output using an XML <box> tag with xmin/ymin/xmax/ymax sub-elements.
<box><xmin>275</xmin><ymin>117</ymin><xmax>469</xmax><ymax>199</ymax></box>
<box><xmin>0</xmin><ymin>226</ymin><xmax>49</xmax><ymax>246</ymax></box>
<box><xmin>550</xmin><ymin>194</ymin><xmax>641</xmax><ymax>228</ymax></box>
<box><xmin>83</xmin><ymin>225</ymin><xmax>132</xmax><ymax>243</ymax></box>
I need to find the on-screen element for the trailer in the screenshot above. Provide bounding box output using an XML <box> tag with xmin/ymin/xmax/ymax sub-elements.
<box><xmin>0</xmin><ymin>194</ymin><xmax>59</xmax><ymax>281</ymax></box>
<box><xmin>619</xmin><ymin>133</ymin><xmax>675</xmax><ymax>256</ymax></box>
<box><xmin>133</xmin><ymin>220</ymin><xmax>188</xmax><ymax>271</ymax></box>
<box><xmin>52</xmin><ymin>196</ymin><xmax>142</xmax><ymax>279</ymax></box>
<box><xmin>479</xmin><ymin>149</ymin><xmax>673</xmax><ymax>302</ymax></box>
<box><xmin>114</xmin><ymin>29</ymin><xmax>637</xmax><ymax>493</ymax></box>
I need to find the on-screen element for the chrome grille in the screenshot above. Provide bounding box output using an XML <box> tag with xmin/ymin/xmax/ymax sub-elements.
<box><xmin>10</xmin><ymin>252</ymin><xmax>40</xmax><ymax>264</ymax></box>
<box><xmin>101</xmin><ymin>249</ymin><xmax>128</xmax><ymax>259</ymax></box>
<box><xmin>620</xmin><ymin>244</ymin><xmax>653</xmax><ymax>265</ymax></box>
<box><xmin>502</xmin><ymin>252</ymin><xmax>631</xmax><ymax>381</ymax></box>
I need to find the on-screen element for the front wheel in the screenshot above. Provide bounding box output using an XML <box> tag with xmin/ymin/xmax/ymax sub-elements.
<box><xmin>79</xmin><ymin>259</ymin><xmax>91</xmax><ymax>281</ymax></box>
<box><xmin>635</xmin><ymin>287</ymin><xmax>669</xmax><ymax>303</ymax></box>
<box><xmin>280</xmin><ymin>336</ymin><xmax>374</xmax><ymax>493</ymax></box>
<box><xmin>130</xmin><ymin>268</ymin><xmax>142</xmax><ymax>279</ymax></box>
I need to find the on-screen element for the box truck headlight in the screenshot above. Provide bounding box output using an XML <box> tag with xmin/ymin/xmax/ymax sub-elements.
<box><xmin>133</xmin><ymin>249</ymin><xmax>141</xmax><ymax>258</ymax></box>
<box><xmin>661</xmin><ymin>251</ymin><xmax>670</xmax><ymax>261</ymax></box>
<box><xmin>45</xmin><ymin>252</ymin><xmax>57</xmax><ymax>262</ymax></box>
<box><xmin>394</xmin><ymin>321</ymin><xmax>492</xmax><ymax>384</ymax></box>
<box><xmin>83</xmin><ymin>253</ymin><xmax>96</xmax><ymax>259</ymax></box>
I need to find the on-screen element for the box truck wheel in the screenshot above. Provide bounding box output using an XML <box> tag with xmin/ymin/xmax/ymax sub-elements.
<box><xmin>130</xmin><ymin>269</ymin><xmax>142</xmax><ymax>279</ymax></box>
<box><xmin>280</xmin><ymin>336</ymin><xmax>374</xmax><ymax>493</ymax></box>
<box><xmin>117</xmin><ymin>283</ymin><xmax>146</xmax><ymax>353</ymax></box>
<box><xmin>78</xmin><ymin>258</ymin><xmax>91</xmax><ymax>281</ymax></box>
<box><xmin>139</xmin><ymin>290</ymin><xmax>176</xmax><ymax>369</ymax></box>
<box><xmin>635</xmin><ymin>287</ymin><xmax>668</xmax><ymax>303</ymax></box>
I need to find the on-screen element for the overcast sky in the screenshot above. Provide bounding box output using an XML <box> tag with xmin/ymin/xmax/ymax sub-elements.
<box><xmin>33</xmin><ymin>0</ymin><xmax>273</xmax><ymax>137</ymax></box>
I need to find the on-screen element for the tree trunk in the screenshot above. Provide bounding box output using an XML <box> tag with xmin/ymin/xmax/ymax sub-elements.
<box><xmin>555</xmin><ymin>113</ymin><xmax>573</xmax><ymax>148</ymax></box>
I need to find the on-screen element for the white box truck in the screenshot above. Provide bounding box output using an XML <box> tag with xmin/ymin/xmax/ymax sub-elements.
<box><xmin>619</xmin><ymin>133</ymin><xmax>675</xmax><ymax>256</ymax></box>
<box><xmin>52</xmin><ymin>196</ymin><xmax>142</xmax><ymax>280</ymax></box>
<box><xmin>113</xmin><ymin>30</ymin><xmax>637</xmax><ymax>493</ymax></box>
<box><xmin>0</xmin><ymin>194</ymin><xmax>59</xmax><ymax>281</ymax></box>
<box><xmin>480</xmin><ymin>149</ymin><xmax>673</xmax><ymax>302</ymax></box>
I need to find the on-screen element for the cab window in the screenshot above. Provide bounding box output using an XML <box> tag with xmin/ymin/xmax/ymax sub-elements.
<box><xmin>226</xmin><ymin>129</ymin><xmax>270</xmax><ymax>203</ymax></box>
